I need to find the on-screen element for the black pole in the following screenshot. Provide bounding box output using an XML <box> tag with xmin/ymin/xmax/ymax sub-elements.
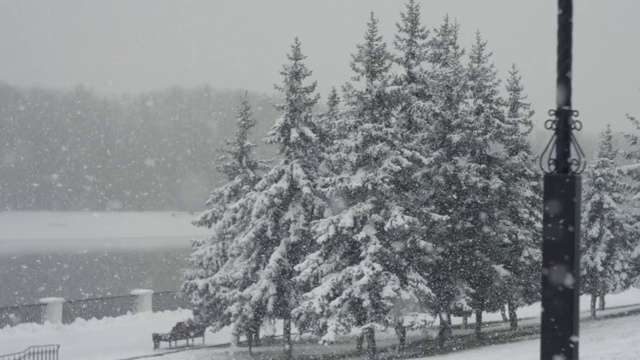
<box><xmin>555</xmin><ymin>0</ymin><xmax>573</xmax><ymax>175</ymax></box>
<box><xmin>540</xmin><ymin>0</ymin><xmax>581</xmax><ymax>359</ymax></box>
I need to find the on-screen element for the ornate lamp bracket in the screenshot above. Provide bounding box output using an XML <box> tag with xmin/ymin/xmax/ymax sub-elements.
<box><xmin>539</xmin><ymin>108</ymin><xmax>586</xmax><ymax>174</ymax></box>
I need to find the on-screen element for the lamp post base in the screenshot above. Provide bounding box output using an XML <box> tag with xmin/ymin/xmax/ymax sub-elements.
<box><xmin>540</xmin><ymin>174</ymin><xmax>581</xmax><ymax>360</ymax></box>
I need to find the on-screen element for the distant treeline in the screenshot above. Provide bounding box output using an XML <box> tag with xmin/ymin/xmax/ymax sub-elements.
<box><xmin>0</xmin><ymin>81</ymin><xmax>614</xmax><ymax>212</ymax></box>
<box><xmin>0</xmin><ymin>82</ymin><xmax>279</xmax><ymax>211</ymax></box>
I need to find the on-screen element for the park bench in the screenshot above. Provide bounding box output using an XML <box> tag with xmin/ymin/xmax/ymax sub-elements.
<box><xmin>152</xmin><ymin>321</ymin><xmax>207</xmax><ymax>349</ymax></box>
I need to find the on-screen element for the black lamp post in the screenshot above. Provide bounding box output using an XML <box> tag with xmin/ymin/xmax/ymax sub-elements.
<box><xmin>539</xmin><ymin>0</ymin><xmax>586</xmax><ymax>359</ymax></box>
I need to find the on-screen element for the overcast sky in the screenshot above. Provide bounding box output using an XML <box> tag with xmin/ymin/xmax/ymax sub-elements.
<box><xmin>0</xmin><ymin>0</ymin><xmax>638</xmax><ymax>134</ymax></box>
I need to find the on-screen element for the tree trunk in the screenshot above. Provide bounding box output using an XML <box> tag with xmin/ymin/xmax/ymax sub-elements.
<box><xmin>254</xmin><ymin>327</ymin><xmax>261</xmax><ymax>346</ymax></box>
<box><xmin>446</xmin><ymin>312</ymin><xmax>452</xmax><ymax>325</ymax></box>
<box><xmin>475</xmin><ymin>310</ymin><xmax>483</xmax><ymax>339</ymax></box>
<box><xmin>599</xmin><ymin>293</ymin><xmax>606</xmax><ymax>311</ymax></box>
<box><xmin>230</xmin><ymin>332</ymin><xmax>239</xmax><ymax>354</ymax></box>
<box><xmin>500</xmin><ymin>305</ymin><xmax>509</xmax><ymax>322</ymax></box>
<box><xmin>395</xmin><ymin>322</ymin><xmax>406</xmax><ymax>354</ymax></box>
<box><xmin>437</xmin><ymin>312</ymin><xmax>452</xmax><ymax>348</ymax></box>
<box><xmin>356</xmin><ymin>330</ymin><xmax>364</xmax><ymax>354</ymax></box>
<box><xmin>246</xmin><ymin>329</ymin><xmax>253</xmax><ymax>355</ymax></box>
<box><xmin>590</xmin><ymin>293</ymin><xmax>597</xmax><ymax>319</ymax></box>
<box><xmin>462</xmin><ymin>314</ymin><xmax>468</xmax><ymax>330</ymax></box>
<box><xmin>366</xmin><ymin>327</ymin><xmax>377</xmax><ymax>360</ymax></box>
<box><xmin>355</xmin><ymin>306</ymin><xmax>366</xmax><ymax>354</ymax></box>
<box><xmin>507</xmin><ymin>300</ymin><xmax>518</xmax><ymax>330</ymax></box>
<box><xmin>283</xmin><ymin>315</ymin><xmax>292</xmax><ymax>360</ymax></box>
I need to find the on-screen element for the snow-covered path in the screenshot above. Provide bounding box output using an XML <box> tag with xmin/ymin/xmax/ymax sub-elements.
<box><xmin>417</xmin><ymin>312</ymin><xmax>640</xmax><ymax>360</ymax></box>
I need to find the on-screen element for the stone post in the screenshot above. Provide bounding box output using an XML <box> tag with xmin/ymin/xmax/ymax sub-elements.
<box><xmin>131</xmin><ymin>289</ymin><xmax>154</xmax><ymax>313</ymax></box>
<box><xmin>39</xmin><ymin>297</ymin><xmax>65</xmax><ymax>324</ymax></box>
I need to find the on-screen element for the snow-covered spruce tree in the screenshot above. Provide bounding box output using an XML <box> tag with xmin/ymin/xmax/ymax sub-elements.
<box><xmin>392</xmin><ymin>0</ymin><xmax>441</xmax><ymax>352</ymax></box>
<box><xmin>182</xmin><ymin>92</ymin><xmax>268</xmax><ymax>345</ymax></box>
<box><xmin>294</xmin><ymin>13</ymin><xmax>432</xmax><ymax>359</ymax></box>
<box><xmin>625</xmin><ymin>112</ymin><xmax>640</xmax><ymax>292</ymax></box>
<box><xmin>417</xmin><ymin>16</ymin><xmax>471</xmax><ymax>346</ymax></box>
<box><xmin>231</xmin><ymin>37</ymin><xmax>327</xmax><ymax>360</ymax></box>
<box><xmin>494</xmin><ymin>65</ymin><xmax>542</xmax><ymax>330</ymax></box>
<box><xmin>318</xmin><ymin>87</ymin><xmax>342</xmax><ymax>151</ymax></box>
<box><xmin>456</xmin><ymin>31</ymin><xmax>510</xmax><ymax>339</ymax></box>
<box><xmin>394</xmin><ymin>0</ymin><xmax>430</xmax><ymax>91</ymax></box>
<box><xmin>582</xmin><ymin>124</ymin><xmax>635</xmax><ymax>318</ymax></box>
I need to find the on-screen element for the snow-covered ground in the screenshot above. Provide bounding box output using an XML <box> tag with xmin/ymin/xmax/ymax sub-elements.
<box><xmin>1</xmin><ymin>289</ymin><xmax>638</xmax><ymax>360</ymax></box>
<box><xmin>461</xmin><ymin>287</ymin><xmax>640</xmax><ymax>326</ymax></box>
<box><xmin>0</xmin><ymin>211</ymin><xmax>210</xmax><ymax>252</ymax></box>
<box><xmin>0</xmin><ymin>310</ymin><xmax>213</xmax><ymax>360</ymax></box>
<box><xmin>419</xmin><ymin>312</ymin><xmax>640</xmax><ymax>360</ymax></box>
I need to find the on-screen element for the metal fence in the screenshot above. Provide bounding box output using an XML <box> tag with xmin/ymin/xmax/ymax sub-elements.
<box><xmin>0</xmin><ymin>304</ymin><xmax>46</xmax><ymax>329</ymax></box>
<box><xmin>0</xmin><ymin>345</ymin><xmax>59</xmax><ymax>360</ymax></box>
<box><xmin>0</xmin><ymin>291</ymin><xmax>190</xmax><ymax>328</ymax></box>
<box><xmin>152</xmin><ymin>291</ymin><xmax>190</xmax><ymax>312</ymax></box>
<box><xmin>62</xmin><ymin>294</ymin><xmax>137</xmax><ymax>324</ymax></box>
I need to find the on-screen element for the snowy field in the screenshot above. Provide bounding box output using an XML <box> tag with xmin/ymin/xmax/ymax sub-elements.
<box><xmin>1</xmin><ymin>289</ymin><xmax>638</xmax><ymax>360</ymax></box>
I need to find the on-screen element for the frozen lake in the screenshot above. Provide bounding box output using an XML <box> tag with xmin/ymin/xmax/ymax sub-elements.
<box><xmin>0</xmin><ymin>212</ymin><xmax>210</xmax><ymax>306</ymax></box>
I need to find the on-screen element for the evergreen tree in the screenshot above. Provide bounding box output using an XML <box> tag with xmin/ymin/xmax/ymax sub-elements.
<box><xmin>182</xmin><ymin>92</ymin><xmax>267</xmax><ymax>342</ymax></box>
<box><xmin>235</xmin><ymin>37</ymin><xmax>326</xmax><ymax>360</ymax></box>
<box><xmin>394</xmin><ymin>0</ymin><xmax>430</xmax><ymax>86</ymax></box>
<box><xmin>623</xmin><ymin>112</ymin><xmax>640</xmax><ymax>291</ymax></box>
<box><xmin>419</xmin><ymin>16</ymin><xmax>471</xmax><ymax>346</ymax></box>
<box><xmin>495</xmin><ymin>65</ymin><xmax>542</xmax><ymax>330</ymax></box>
<box><xmin>295</xmin><ymin>13</ymin><xmax>434</xmax><ymax>359</ymax></box>
<box><xmin>457</xmin><ymin>31</ymin><xmax>510</xmax><ymax>339</ymax></box>
<box><xmin>319</xmin><ymin>87</ymin><xmax>342</xmax><ymax>149</ymax></box>
<box><xmin>392</xmin><ymin>1</ymin><xmax>442</xmax><ymax>351</ymax></box>
<box><xmin>393</xmin><ymin>0</ymin><xmax>432</xmax><ymax>157</ymax></box>
<box><xmin>216</xmin><ymin>92</ymin><xmax>264</xmax><ymax>183</ymax></box>
<box><xmin>582</xmin><ymin>125</ymin><xmax>635</xmax><ymax>318</ymax></box>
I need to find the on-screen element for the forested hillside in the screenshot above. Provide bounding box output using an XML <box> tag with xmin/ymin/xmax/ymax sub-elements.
<box><xmin>0</xmin><ymin>83</ymin><xmax>279</xmax><ymax>211</ymax></box>
<box><xmin>0</xmin><ymin>82</ymin><xmax>621</xmax><ymax>212</ymax></box>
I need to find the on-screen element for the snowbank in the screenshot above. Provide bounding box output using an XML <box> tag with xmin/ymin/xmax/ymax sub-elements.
<box><xmin>0</xmin><ymin>309</ymin><xmax>285</xmax><ymax>360</ymax></box>
<box><xmin>0</xmin><ymin>309</ymin><xmax>224</xmax><ymax>360</ymax></box>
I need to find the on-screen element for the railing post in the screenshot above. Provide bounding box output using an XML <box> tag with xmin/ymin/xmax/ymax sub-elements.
<box><xmin>38</xmin><ymin>298</ymin><xmax>65</xmax><ymax>325</ymax></box>
<box><xmin>131</xmin><ymin>289</ymin><xmax>154</xmax><ymax>313</ymax></box>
